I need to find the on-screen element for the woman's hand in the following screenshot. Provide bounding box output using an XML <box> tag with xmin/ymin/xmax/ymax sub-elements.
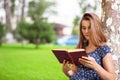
<box><xmin>79</xmin><ymin>56</ymin><xmax>98</xmax><ymax>69</ymax></box>
<box><xmin>71</xmin><ymin>64</ymin><xmax>77</xmax><ymax>73</ymax></box>
<box><xmin>62</xmin><ymin>60</ymin><xmax>70</xmax><ymax>74</ymax></box>
<box><xmin>62</xmin><ymin>60</ymin><xmax>77</xmax><ymax>77</ymax></box>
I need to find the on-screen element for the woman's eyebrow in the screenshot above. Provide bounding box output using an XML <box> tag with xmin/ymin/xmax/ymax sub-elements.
<box><xmin>82</xmin><ymin>26</ymin><xmax>86</xmax><ymax>28</ymax></box>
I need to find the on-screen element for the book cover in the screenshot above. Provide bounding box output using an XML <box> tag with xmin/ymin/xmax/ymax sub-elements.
<box><xmin>51</xmin><ymin>49</ymin><xmax>88</xmax><ymax>67</ymax></box>
<box><xmin>52</xmin><ymin>49</ymin><xmax>73</xmax><ymax>64</ymax></box>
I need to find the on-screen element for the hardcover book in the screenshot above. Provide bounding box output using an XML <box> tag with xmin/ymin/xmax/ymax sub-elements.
<box><xmin>52</xmin><ymin>49</ymin><xmax>88</xmax><ymax>67</ymax></box>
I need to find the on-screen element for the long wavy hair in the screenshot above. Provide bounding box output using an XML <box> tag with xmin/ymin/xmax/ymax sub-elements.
<box><xmin>76</xmin><ymin>13</ymin><xmax>107</xmax><ymax>49</ymax></box>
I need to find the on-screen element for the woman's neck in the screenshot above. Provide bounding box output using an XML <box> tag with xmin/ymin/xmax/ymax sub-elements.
<box><xmin>85</xmin><ymin>42</ymin><xmax>97</xmax><ymax>53</ymax></box>
<box><xmin>87</xmin><ymin>40</ymin><xmax>95</xmax><ymax>47</ymax></box>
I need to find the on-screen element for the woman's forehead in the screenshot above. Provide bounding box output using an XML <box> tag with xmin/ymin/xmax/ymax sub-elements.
<box><xmin>82</xmin><ymin>20</ymin><xmax>91</xmax><ymax>26</ymax></box>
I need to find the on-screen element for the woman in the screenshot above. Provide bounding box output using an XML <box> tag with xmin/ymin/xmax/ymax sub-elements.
<box><xmin>62</xmin><ymin>13</ymin><xmax>116</xmax><ymax>80</ymax></box>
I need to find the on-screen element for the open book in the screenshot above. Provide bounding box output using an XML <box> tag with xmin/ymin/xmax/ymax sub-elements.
<box><xmin>52</xmin><ymin>49</ymin><xmax>88</xmax><ymax>67</ymax></box>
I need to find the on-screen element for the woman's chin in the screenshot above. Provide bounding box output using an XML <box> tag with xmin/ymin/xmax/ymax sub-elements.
<box><xmin>85</xmin><ymin>36</ymin><xmax>89</xmax><ymax>40</ymax></box>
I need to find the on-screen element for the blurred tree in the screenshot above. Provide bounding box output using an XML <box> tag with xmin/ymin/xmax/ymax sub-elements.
<box><xmin>72</xmin><ymin>16</ymin><xmax>79</xmax><ymax>35</ymax></box>
<box><xmin>21</xmin><ymin>0</ymin><xmax>25</xmax><ymax>20</ymax></box>
<box><xmin>17</xmin><ymin>20</ymin><xmax>31</xmax><ymax>42</ymax></box>
<box><xmin>78</xmin><ymin>0</ymin><xmax>97</xmax><ymax>14</ymax></box>
<box><xmin>17</xmin><ymin>0</ymin><xmax>56</xmax><ymax>48</ymax></box>
<box><xmin>4</xmin><ymin>0</ymin><xmax>12</xmax><ymax>33</ymax></box>
<box><xmin>72</xmin><ymin>0</ymin><xmax>99</xmax><ymax>35</ymax></box>
<box><xmin>101</xmin><ymin>0</ymin><xmax>120</xmax><ymax>79</ymax></box>
<box><xmin>17</xmin><ymin>19</ymin><xmax>55</xmax><ymax>48</ymax></box>
<box><xmin>10</xmin><ymin>0</ymin><xmax>15</xmax><ymax>17</ymax></box>
<box><xmin>0</xmin><ymin>23</ymin><xmax>8</xmax><ymax>46</ymax></box>
<box><xmin>28</xmin><ymin>0</ymin><xmax>55</xmax><ymax>21</ymax></box>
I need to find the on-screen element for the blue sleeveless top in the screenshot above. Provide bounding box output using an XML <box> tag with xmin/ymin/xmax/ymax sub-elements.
<box><xmin>70</xmin><ymin>45</ymin><xmax>111</xmax><ymax>80</ymax></box>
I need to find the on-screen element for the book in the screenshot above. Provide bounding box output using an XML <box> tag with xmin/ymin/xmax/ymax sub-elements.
<box><xmin>51</xmin><ymin>49</ymin><xmax>88</xmax><ymax>67</ymax></box>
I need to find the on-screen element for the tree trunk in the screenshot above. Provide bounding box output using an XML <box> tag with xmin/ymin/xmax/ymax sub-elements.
<box><xmin>21</xmin><ymin>0</ymin><xmax>25</xmax><ymax>20</ymax></box>
<box><xmin>101</xmin><ymin>0</ymin><xmax>120</xmax><ymax>79</ymax></box>
<box><xmin>4</xmin><ymin>0</ymin><xmax>12</xmax><ymax>33</ymax></box>
<box><xmin>0</xmin><ymin>38</ymin><xmax>2</xmax><ymax>46</ymax></box>
<box><xmin>35</xmin><ymin>38</ymin><xmax>40</xmax><ymax>49</ymax></box>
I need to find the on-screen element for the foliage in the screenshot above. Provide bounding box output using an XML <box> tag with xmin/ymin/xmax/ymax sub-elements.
<box><xmin>72</xmin><ymin>0</ymin><xmax>99</xmax><ymax>35</ymax></box>
<box><xmin>32</xmin><ymin>19</ymin><xmax>55</xmax><ymax>43</ymax></box>
<box><xmin>16</xmin><ymin>0</ymin><xmax>56</xmax><ymax>48</ymax></box>
<box><xmin>17</xmin><ymin>19</ymin><xmax>55</xmax><ymax>48</ymax></box>
<box><xmin>10</xmin><ymin>0</ymin><xmax>15</xmax><ymax>16</ymax></box>
<box><xmin>0</xmin><ymin>23</ymin><xmax>8</xmax><ymax>46</ymax></box>
<box><xmin>78</xmin><ymin>0</ymin><xmax>98</xmax><ymax>14</ymax></box>
<box><xmin>72</xmin><ymin>16</ymin><xmax>80</xmax><ymax>35</ymax></box>
<box><xmin>28</xmin><ymin>0</ymin><xmax>55</xmax><ymax>21</ymax></box>
<box><xmin>16</xmin><ymin>20</ymin><xmax>31</xmax><ymax>41</ymax></box>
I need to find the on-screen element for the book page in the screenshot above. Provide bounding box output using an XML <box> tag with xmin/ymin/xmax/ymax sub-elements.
<box><xmin>67</xmin><ymin>49</ymin><xmax>85</xmax><ymax>52</ymax></box>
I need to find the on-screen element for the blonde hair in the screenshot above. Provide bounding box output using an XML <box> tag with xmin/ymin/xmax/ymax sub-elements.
<box><xmin>76</xmin><ymin>13</ymin><xmax>107</xmax><ymax>49</ymax></box>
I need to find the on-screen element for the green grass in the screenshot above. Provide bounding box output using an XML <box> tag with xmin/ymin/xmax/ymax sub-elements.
<box><xmin>0</xmin><ymin>44</ymin><xmax>74</xmax><ymax>80</ymax></box>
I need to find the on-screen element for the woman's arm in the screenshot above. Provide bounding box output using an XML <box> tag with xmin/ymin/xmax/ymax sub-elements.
<box><xmin>79</xmin><ymin>53</ymin><xmax>116</xmax><ymax>80</ymax></box>
<box><xmin>93</xmin><ymin>53</ymin><xmax>116</xmax><ymax>80</ymax></box>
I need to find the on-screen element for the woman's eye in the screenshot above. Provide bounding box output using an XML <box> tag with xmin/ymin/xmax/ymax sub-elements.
<box><xmin>82</xmin><ymin>27</ymin><xmax>86</xmax><ymax>30</ymax></box>
<box><xmin>88</xmin><ymin>27</ymin><xmax>91</xmax><ymax>29</ymax></box>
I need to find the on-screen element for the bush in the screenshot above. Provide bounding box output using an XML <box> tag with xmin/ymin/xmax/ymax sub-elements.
<box><xmin>16</xmin><ymin>20</ymin><xmax>56</xmax><ymax>48</ymax></box>
<box><xmin>0</xmin><ymin>23</ymin><xmax>8</xmax><ymax>46</ymax></box>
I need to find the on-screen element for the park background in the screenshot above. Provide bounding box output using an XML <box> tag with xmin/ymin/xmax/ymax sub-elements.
<box><xmin>0</xmin><ymin>0</ymin><xmax>120</xmax><ymax>80</ymax></box>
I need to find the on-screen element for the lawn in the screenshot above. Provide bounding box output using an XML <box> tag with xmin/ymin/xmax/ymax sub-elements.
<box><xmin>0</xmin><ymin>44</ymin><xmax>74</xmax><ymax>80</ymax></box>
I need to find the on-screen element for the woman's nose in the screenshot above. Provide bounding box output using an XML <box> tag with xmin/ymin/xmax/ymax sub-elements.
<box><xmin>85</xmin><ymin>29</ymin><xmax>88</xmax><ymax>33</ymax></box>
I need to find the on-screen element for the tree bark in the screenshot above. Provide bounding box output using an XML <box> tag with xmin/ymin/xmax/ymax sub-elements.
<box><xmin>21</xmin><ymin>0</ymin><xmax>25</xmax><ymax>20</ymax></box>
<box><xmin>4</xmin><ymin>0</ymin><xmax>12</xmax><ymax>33</ymax></box>
<box><xmin>101</xmin><ymin>0</ymin><xmax>120</xmax><ymax>79</ymax></box>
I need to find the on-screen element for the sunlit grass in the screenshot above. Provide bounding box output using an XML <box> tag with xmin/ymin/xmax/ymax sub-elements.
<box><xmin>0</xmin><ymin>44</ymin><xmax>74</xmax><ymax>80</ymax></box>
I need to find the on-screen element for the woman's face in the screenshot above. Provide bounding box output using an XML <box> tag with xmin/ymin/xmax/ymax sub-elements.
<box><xmin>81</xmin><ymin>20</ymin><xmax>91</xmax><ymax>40</ymax></box>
